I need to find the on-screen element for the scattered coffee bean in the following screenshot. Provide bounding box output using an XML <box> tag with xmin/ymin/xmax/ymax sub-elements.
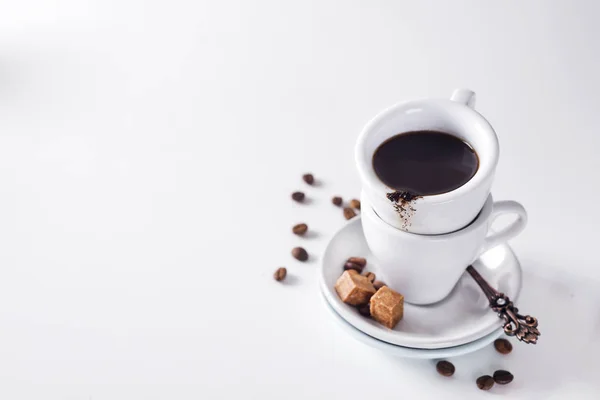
<box><xmin>364</xmin><ymin>272</ymin><xmax>376</xmax><ymax>283</ymax></box>
<box><xmin>291</xmin><ymin>247</ymin><xmax>308</xmax><ymax>261</ymax></box>
<box><xmin>493</xmin><ymin>370</ymin><xmax>514</xmax><ymax>385</ymax></box>
<box><xmin>347</xmin><ymin>257</ymin><xmax>367</xmax><ymax>267</ymax></box>
<box><xmin>292</xmin><ymin>223</ymin><xmax>308</xmax><ymax>235</ymax></box>
<box><xmin>343</xmin><ymin>207</ymin><xmax>356</xmax><ymax>220</ymax></box>
<box><xmin>358</xmin><ymin>304</ymin><xmax>371</xmax><ymax>317</ymax></box>
<box><xmin>291</xmin><ymin>191</ymin><xmax>305</xmax><ymax>202</ymax></box>
<box><xmin>273</xmin><ymin>267</ymin><xmax>287</xmax><ymax>281</ymax></box>
<box><xmin>343</xmin><ymin>262</ymin><xmax>364</xmax><ymax>273</ymax></box>
<box><xmin>302</xmin><ymin>173</ymin><xmax>314</xmax><ymax>185</ymax></box>
<box><xmin>373</xmin><ymin>280</ymin><xmax>386</xmax><ymax>291</ymax></box>
<box><xmin>436</xmin><ymin>360</ymin><xmax>455</xmax><ymax>377</ymax></box>
<box><xmin>349</xmin><ymin>199</ymin><xmax>361</xmax><ymax>210</ymax></box>
<box><xmin>332</xmin><ymin>196</ymin><xmax>343</xmax><ymax>206</ymax></box>
<box><xmin>494</xmin><ymin>338</ymin><xmax>513</xmax><ymax>355</ymax></box>
<box><xmin>476</xmin><ymin>375</ymin><xmax>495</xmax><ymax>390</ymax></box>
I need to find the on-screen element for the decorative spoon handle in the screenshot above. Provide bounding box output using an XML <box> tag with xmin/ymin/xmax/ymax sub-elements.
<box><xmin>466</xmin><ymin>265</ymin><xmax>540</xmax><ymax>344</ymax></box>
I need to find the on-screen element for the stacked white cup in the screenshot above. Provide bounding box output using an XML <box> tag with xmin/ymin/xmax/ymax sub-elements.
<box><xmin>355</xmin><ymin>89</ymin><xmax>527</xmax><ymax>305</ymax></box>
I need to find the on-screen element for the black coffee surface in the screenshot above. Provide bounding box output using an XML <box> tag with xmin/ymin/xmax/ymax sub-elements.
<box><xmin>372</xmin><ymin>131</ymin><xmax>478</xmax><ymax>196</ymax></box>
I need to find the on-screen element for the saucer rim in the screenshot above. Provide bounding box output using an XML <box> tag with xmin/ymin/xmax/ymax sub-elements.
<box><xmin>321</xmin><ymin>290</ymin><xmax>504</xmax><ymax>359</ymax></box>
<box><xmin>319</xmin><ymin>216</ymin><xmax>522</xmax><ymax>349</ymax></box>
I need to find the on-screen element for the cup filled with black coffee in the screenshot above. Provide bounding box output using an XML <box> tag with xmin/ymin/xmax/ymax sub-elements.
<box><xmin>355</xmin><ymin>89</ymin><xmax>501</xmax><ymax>234</ymax></box>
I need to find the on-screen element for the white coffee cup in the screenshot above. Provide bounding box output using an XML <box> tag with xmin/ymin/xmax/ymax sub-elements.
<box><xmin>355</xmin><ymin>89</ymin><xmax>499</xmax><ymax>234</ymax></box>
<box><xmin>361</xmin><ymin>192</ymin><xmax>527</xmax><ymax>305</ymax></box>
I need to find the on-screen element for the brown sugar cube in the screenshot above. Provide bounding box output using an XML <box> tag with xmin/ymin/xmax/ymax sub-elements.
<box><xmin>370</xmin><ymin>286</ymin><xmax>404</xmax><ymax>329</ymax></box>
<box><xmin>334</xmin><ymin>270</ymin><xmax>376</xmax><ymax>306</ymax></box>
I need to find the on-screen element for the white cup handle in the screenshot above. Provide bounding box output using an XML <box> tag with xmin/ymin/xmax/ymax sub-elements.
<box><xmin>451</xmin><ymin>88</ymin><xmax>476</xmax><ymax>109</ymax></box>
<box><xmin>479</xmin><ymin>200</ymin><xmax>528</xmax><ymax>255</ymax></box>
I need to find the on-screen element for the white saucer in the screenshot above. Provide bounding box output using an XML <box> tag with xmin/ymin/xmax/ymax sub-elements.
<box><xmin>319</xmin><ymin>217</ymin><xmax>522</xmax><ymax>349</ymax></box>
<box><xmin>321</xmin><ymin>291</ymin><xmax>504</xmax><ymax>359</ymax></box>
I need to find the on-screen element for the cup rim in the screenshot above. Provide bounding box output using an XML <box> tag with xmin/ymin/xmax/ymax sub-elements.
<box><xmin>355</xmin><ymin>98</ymin><xmax>499</xmax><ymax>204</ymax></box>
<box><xmin>362</xmin><ymin>192</ymin><xmax>494</xmax><ymax>239</ymax></box>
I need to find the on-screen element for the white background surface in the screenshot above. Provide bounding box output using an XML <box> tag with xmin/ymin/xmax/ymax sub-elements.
<box><xmin>0</xmin><ymin>1</ymin><xmax>599</xmax><ymax>399</ymax></box>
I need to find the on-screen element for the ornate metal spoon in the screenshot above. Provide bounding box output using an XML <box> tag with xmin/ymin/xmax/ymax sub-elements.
<box><xmin>466</xmin><ymin>265</ymin><xmax>540</xmax><ymax>344</ymax></box>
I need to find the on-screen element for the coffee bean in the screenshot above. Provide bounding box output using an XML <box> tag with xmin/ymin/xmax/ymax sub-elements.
<box><xmin>358</xmin><ymin>304</ymin><xmax>371</xmax><ymax>317</ymax></box>
<box><xmin>373</xmin><ymin>280</ymin><xmax>386</xmax><ymax>291</ymax></box>
<box><xmin>476</xmin><ymin>375</ymin><xmax>494</xmax><ymax>390</ymax></box>
<box><xmin>332</xmin><ymin>196</ymin><xmax>343</xmax><ymax>206</ymax></box>
<box><xmin>273</xmin><ymin>267</ymin><xmax>287</xmax><ymax>281</ymax></box>
<box><xmin>493</xmin><ymin>370</ymin><xmax>514</xmax><ymax>385</ymax></box>
<box><xmin>291</xmin><ymin>247</ymin><xmax>308</xmax><ymax>261</ymax></box>
<box><xmin>302</xmin><ymin>173</ymin><xmax>314</xmax><ymax>185</ymax></box>
<box><xmin>436</xmin><ymin>360</ymin><xmax>455</xmax><ymax>377</ymax></box>
<box><xmin>343</xmin><ymin>207</ymin><xmax>356</xmax><ymax>220</ymax></box>
<box><xmin>292</xmin><ymin>223</ymin><xmax>308</xmax><ymax>235</ymax></box>
<box><xmin>347</xmin><ymin>257</ymin><xmax>367</xmax><ymax>267</ymax></box>
<box><xmin>343</xmin><ymin>262</ymin><xmax>364</xmax><ymax>273</ymax></box>
<box><xmin>494</xmin><ymin>338</ymin><xmax>513</xmax><ymax>355</ymax></box>
<box><xmin>364</xmin><ymin>272</ymin><xmax>376</xmax><ymax>283</ymax></box>
<box><xmin>291</xmin><ymin>191</ymin><xmax>305</xmax><ymax>202</ymax></box>
<box><xmin>349</xmin><ymin>199</ymin><xmax>361</xmax><ymax>210</ymax></box>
